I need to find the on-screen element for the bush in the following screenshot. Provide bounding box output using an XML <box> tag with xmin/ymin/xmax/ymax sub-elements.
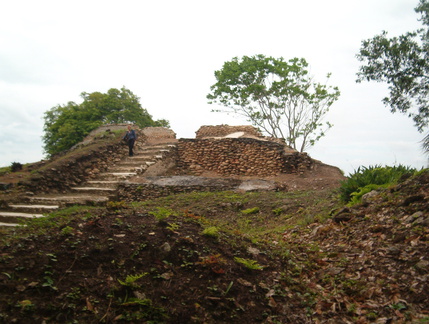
<box><xmin>10</xmin><ymin>162</ymin><xmax>23</xmax><ymax>172</ymax></box>
<box><xmin>339</xmin><ymin>165</ymin><xmax>417</xmax><ymax>204</ymax></box>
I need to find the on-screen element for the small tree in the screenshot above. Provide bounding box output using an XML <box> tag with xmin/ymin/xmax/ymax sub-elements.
<box><xmin>207</xmin><ymin>55</ymin><xmax>340</xmax><ymax>152</ymax></box>
<box><xmin>356</xmin><ymin>0</ymin><xmax>429</xmax><ymax>151</ymax></box>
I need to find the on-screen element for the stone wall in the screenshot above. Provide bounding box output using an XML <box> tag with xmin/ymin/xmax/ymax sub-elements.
<box><xmin>116</xmin><ymin>177</ymin><xmax>242</xmax><ymax>202</ymax></box>
<box><xmin>141</xmin><ymin>127</ymin><xmax>176</xmax><ymax>142</ymax></box>
<box><xmin>195</xmin><ymin>125</ymin><xmax>263</xmax><ymax>138</ymax></box>
<box><xmin>22</xmin><ymin>142</ymin><xmax>129</xmax><ymax>193</ymax></box>
<box><xmin>176</xmin><ymin>138</ymin><xmax>313</xmax><ymax>177</ymax></box>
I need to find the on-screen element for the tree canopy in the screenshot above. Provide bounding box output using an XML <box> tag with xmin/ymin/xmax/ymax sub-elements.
<box><xmin>207</xmin><ymin>55</ymin><xmax>340</xmax><ymax>152</ymax></box>
<box><xmin>42</xmin><ymin>87</ymin><xmax>169</xmax><ymax>156</ymax></box>
<box><xmin>356</xmin><ymin>0</ymin><xmax>429</xmax><ymax>147</ymax></box>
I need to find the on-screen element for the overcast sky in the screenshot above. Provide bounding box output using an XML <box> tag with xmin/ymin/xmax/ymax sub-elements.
<box><xmin>0</xmin><ymin>0</ymin><xmax>427</xmax><ymax>175</ymax></box>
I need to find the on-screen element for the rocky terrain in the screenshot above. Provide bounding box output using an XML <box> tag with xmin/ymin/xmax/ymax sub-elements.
<box><xmin>0</xmin><ymin>126</ymin><xmax>427</xmax><ymax>323</ymax></box>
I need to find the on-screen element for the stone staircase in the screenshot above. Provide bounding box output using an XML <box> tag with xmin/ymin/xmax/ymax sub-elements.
<box><xmin>0</xmin><ymin>142</ymin><xmax>177</xmax><ymax>227</ymax></box>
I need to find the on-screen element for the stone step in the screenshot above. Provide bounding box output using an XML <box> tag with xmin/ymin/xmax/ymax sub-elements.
<box><xmin>86</xmin><ymin>180</ymin><xmax>120</xmax><ymax>188</ymax></box>
<box><xmin>98</xmin><ymin>172</ymin><xmax>138</xmax><ymax>180</ymax></box>
<box><xmin>71</xmin><ymin>187</ymin><xmax>116</xmax><ymax>194</ymax></box>
<box><xmin>108</xmin><ymin>166</ymin><xmax>145</xmax><ymax>172</ymax></box>
<box><xmin>30</xmin><ymin>195</ymin><xmax>110</xmax><ymax>206</ymax></box>
<box><xmin>0</xmin><ymin>211</ymin><xmax>45</xmax><ymax>223</ymax></box>
<box><xmin>8</xmin><ymin>204</ymin><xmax>60</xmax><ymax>213</ymax></box>
<box><xmin>0</xmin><ymin>222</ymin><xmax>19</xmax><ymax>227</ymax></box>
<box><xmin>123</xmin><ymin>156</ymin><xmax>156</xmax><ymax>162</ymax></box>
<box><xmin>116</xmin><ymin>161</ymin><xmax>151</xmax><ymax>167</ymax></box>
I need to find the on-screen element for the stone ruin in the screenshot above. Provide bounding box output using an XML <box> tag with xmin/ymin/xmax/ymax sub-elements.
<box><xmin>195</xmin><ymin>125</ymin><xmax>263</xmax><ymax>139</ymax></box>
<box><xmin>20</xmin><ymin>125</ymin><xmax>322</xmax><ymax>194</ymax></box>
<box><xmin>176</xmin><ymin>125</ymin><xmax>310</xmax><ymax>177</ymax></box>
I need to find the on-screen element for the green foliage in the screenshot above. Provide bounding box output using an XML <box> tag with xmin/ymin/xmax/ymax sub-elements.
<box><xmin>60</xmin><ymin>226</ymin><xmax>74</xmax><ymax>236</ymax></box>
<box><xmin>149</xmin><ymin>207</ymin><xmax>176</xmax><ymax>221</ymax></box>
<box><xmin>118</xmin><ymin>273</ymin><xmax>148</xmax><ymax>288</ymax></box>
<box><xmin>202</xmin><ymin>226</ymin><xmax>220</xmax><ymax>239</ymax></box>
<box><xmin>241</xmin><ymin>207</ymin><xmax>260</xmax><ymax>215</ymax></box>
<box><xmin>106</xmin><ymin>201</ymin><xmax>128</xmax><ymax>210</ymax></box>
<box><xmin>10</xmin><ymin>162</ymin><xmax>23</xmax><ymax>172</ymax></box>
<box><xmin>42</xmin><ymin>87</ymin><xmax>170</xmax><ymax>156</ymax></box>
<box><xmin>234</xmin><ymin>257</ymin><xmax>264</xmax><ymax>270</ymax></box>
<box><xmin>339</xmin><ymin>165</ymin><xmax>418</xmax><ymax>203</ymax></box>
<box><xmin>356</xmin><ymin>0</ymin><xmax>429</xmax><ymax>149</ymax></box>
<box><xmin>207</xmin><ymin>54</ymin><xmax>340</xmax><ymax>151</ymax></box>
<box><xmin>348</xmin><ymin>183</ymin><xmax>389</xmax><ymax>206</ymax></box>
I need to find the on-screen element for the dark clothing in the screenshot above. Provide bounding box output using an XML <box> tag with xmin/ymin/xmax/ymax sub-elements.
<box><xmin>128</xmin><ymin>139</ymin><xmax>135</xmax><ymax>156</ymax></box>
<box><xmin>123</xmin><ymin>129</ymin><xmax>137</xmax><ymax>156</ymax></box>
<box><xmin>126</xmin><ymin>130</ymin><xmax>136</xmax><ymax>140</ymax></box>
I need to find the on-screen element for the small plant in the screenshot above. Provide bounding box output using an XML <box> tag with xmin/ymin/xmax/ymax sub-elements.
<box><xmin>202</xmin><ymin>226</ymin><xmax>220</xmax><ymax>239</ymax></box>
<box><xmin>234</xmin><ymin>257</ymin><xmax>264</xmax><ymax>270</ymax></box>
<box><xmin>272</xmin><ymin>207</ymin><xmax>284</xmax><ymax>216</ymax></box>
<box><xmin>241</xmin><ymin>207</ymin><xmax>260</xmax><ymax>215</ymax></box>
<box><xmin>197</xmin><ymin>254</ymin><xmax>226</xmax><ymax>274</ymax></box>
<box><xmin>166</xmin><ymin>222</ymin><xmax>180</xmax><ymax>232</ymax></box>
<box><xmin>60</xmin><ymin>226</ymin><xmax>74</xmax><ymax>236</ymax></box>
<box><xmin>106</xmin><ymin>201</ymin><xmax>128</xmax><ymax>210</ymax></box>
<box><xmin>10</xmin><ymin>162</ymin><xmax>23</xmax><ymax>172</ymax></box>
<box><xmin>339</xmin><ymin>164</ymin><xmax>417</xmax><ymax>203</ymax></box>
<box><xmin>149</xmin><ymin>207</ymin><xmax>176</xmax><ymax>221</ymax></box>
<box><xmin>347</xmin><ymin>183</ymin><xmax>388</xmax><ymax>206</ymax></box>
<box><xmin>118</xmin><ymin>273</ymin><xmax>148</xmax><ymax>288</ymax></box>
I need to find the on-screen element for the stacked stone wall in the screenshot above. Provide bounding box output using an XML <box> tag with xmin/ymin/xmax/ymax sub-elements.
<box><xmin>141</xmin><ymin>127</ymin><xmax>176</xmax><ymax>141</ymax></box>
<box><xmin>176</xmin><ymin>138</ymin><xmax>313</xmax><ymax>176</ymax></box>
<box><xmin>195</xmin><ymin>125</ymin><xmax>263</xmax><ymax>138</ymax></box>
<box><xmin>22</xmin><ymin>142</ymin><xmax>129</xmax><ymax>193</ymax></box>
<box><xmin>117</xmin><ymin>179</ymin><xmax>241</xmax><ymax>202</ymax></box>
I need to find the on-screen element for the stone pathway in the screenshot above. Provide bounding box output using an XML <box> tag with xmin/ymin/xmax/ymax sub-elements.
<box><xmin>0</xmin><ymin>143</ymin><xmax>177</xmax><ymax>227</ymax></box>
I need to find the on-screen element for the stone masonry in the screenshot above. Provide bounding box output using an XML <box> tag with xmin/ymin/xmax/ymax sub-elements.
<box><xmin>195</xmin><ymin>125</ymin><xmax>263</xmax><ymax>138</ymax></box>
<box><xmin>176</xmin><ymin>137</ymin><xmax>313</xmax><ymax>177</ymax></box>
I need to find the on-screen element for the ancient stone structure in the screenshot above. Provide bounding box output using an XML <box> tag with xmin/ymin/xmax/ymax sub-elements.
<box><xmin>141</xmin><ymin>127</ymin><xmax>176</xmax><ymax>142</ymax></box>
<box><xmin>195</xmin><ymin>125</ymin><xmax>263</xmax><ymax>139</ymax></box>
<box><xmin>20</xmin><ymin>125</ymin><xmax>315</xmax><ymax>192</ymax></box>
<box><xmin>176</xmin><ymin>137</ymin><xmax>312</xmax><ymax>177</ymax></box>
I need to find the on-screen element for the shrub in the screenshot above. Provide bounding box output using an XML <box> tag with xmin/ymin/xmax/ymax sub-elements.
<box><xmin>11</xmin><ymin>162</ymin><xmax>23</xmax><ymax>172</ymax></box>
<box><xmin>339</xmin><ymin>165</ymin><xmax>417</xmax><ymax>204</ymax></box>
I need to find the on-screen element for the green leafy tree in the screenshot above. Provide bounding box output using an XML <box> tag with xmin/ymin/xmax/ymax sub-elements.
<box><xmin>356</xmin><ymin>0</ymin><xmax>429</xmax><ymax>150</ymax></box>
<box><xmin>207</xmin><ymin>55</ymin><xmax>340</xmax><ymax>152</ymax></box>
<box><xmin>42</xmin><ymin>87</ymin><xmax>169</xmax><ymax>156</ymax></box>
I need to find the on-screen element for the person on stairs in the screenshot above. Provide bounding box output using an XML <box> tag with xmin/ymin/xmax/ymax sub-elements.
<box><xmin>123</xmin><ymin>124</ymin><xmax>137</xmax><ymax>156</ymax></box>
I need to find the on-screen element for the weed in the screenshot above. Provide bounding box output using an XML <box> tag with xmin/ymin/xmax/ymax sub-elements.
<box><xmin>202</xmin><ymin>226</ymin><xmax>220</xmax><ymax>239</ymax></box>
<box><xmin>234</xmin><ymin>257</ymin><xmax>264</xmax><ymax>270</ymax></box>
<box><xmin>241</xmin><ymin>207</ymin><xmax>260</xmax><ymax>215</ymax></box>
<box><xmin>149</xmin><ymin>207</ymin><xmax>176</xmax><ymax>221</ymax></box>
<box><xmin>167</xmin><ymin>222</ymin><xmax>180</xmax><ymax>232</ymax></box>
<box><xmin>42</xmin><ymin>269</ymin><xmax>57</xmax><ymax>290</ymax></box>
<box><xmin>16</xmin><ymin>300</ymin><xmax>34</xmax><ymax>311</ymax></box>
<box><xmin>272</xmin><ymin>207</ymin><xmax>284</xmax><ymax>216</ymax></box>
<box><xmin>118</xmin><ymin>273</ymin><xmax>148</xmax><ymax>288</ymax></box>
<box><xmin>197</xmin><ymin>254</ymin><xmax>226</xmax><ymax>274</ymax></box>
<box><xmin>106</xmin><ymin>201</ymin><xmax>128</xmax><ymax>210</ymax></box>
<box><xmin>60</xmin><ymin>226</ymin><xmax>74</xmax><ymax>236</ymax></box>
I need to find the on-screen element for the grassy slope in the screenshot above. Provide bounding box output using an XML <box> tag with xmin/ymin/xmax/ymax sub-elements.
<box><xmin>1</xmin><ymin>173</ymin><xmax>428</xmax><ymax>323</ymax></box>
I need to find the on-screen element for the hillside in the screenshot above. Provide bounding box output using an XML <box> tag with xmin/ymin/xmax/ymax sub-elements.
<box><xmin>0</xmin><ymin>171</ymin><xmax>428</xmax><ymax>323</ymax></box>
